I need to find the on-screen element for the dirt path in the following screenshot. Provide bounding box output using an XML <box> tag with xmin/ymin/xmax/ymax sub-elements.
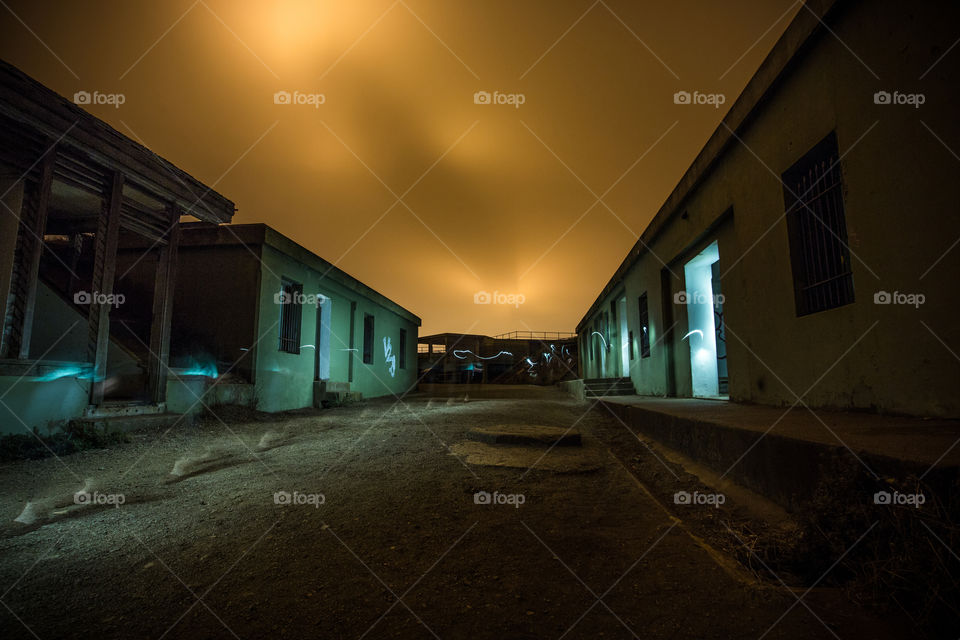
<box><xmin>0</xmin><ymin>390</ymin><xmax>893</xmax><ymax>638</ymax></box>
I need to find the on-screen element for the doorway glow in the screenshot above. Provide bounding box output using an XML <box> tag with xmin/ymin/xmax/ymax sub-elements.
<box><xmin>618</xmin><ymin>297</ymin><xmax>629</xmax><ymax>377</ymax></box>
<box><xmin>683</xmin><ymin>241</ymin><xmax>721</xmax><ymax>398</ymax></box>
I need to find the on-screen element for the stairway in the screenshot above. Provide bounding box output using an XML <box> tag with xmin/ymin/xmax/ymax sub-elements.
<box><xmin>583</xmin><ymin>377</ymin><xmax>635</xmax><ymax>398</ymax></box>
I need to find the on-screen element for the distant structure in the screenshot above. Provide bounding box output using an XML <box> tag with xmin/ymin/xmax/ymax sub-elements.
<box><xmin>0</xmin><ymin>61</ymin><xmax>236</xmax><ymax>434</ymax></box>
<box><xmin>172</xmin><ymin>223</ymin><xmax>420</xmax><ymax>410</ymax></box>
<box><xmin>576</xmin><ymin>0</ymin><xmax>959</xmax><ymax>417</ymax></box>
<box><xmin>419</xmin><ymin>331</ymin><xmax>578</xmax><ymax>385</ymax></box>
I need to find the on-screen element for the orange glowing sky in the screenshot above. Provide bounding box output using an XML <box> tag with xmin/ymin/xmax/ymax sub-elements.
<box><xmin>0</xmin><ymin>0</ymin><xmax>800</xmax><ymax>336</ymax></box>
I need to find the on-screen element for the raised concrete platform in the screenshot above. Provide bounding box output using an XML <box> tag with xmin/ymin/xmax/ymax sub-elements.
<box><xmin>600</xmin><ymin>396</ymin><xmax>960</xmax><ymax>511</ymax></box>
<box><xmin>468</xmin><ymin>424</ymin><xmax>582</xmax><ymax>447</ymax></box>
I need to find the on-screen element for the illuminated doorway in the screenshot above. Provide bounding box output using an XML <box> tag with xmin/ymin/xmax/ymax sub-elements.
<box><xmin>682</xmin><ymin>241</ymin><xmax>725</xmax><ymax>398</ymax></box>
<box><xmin>618</xmin><ymin>296</ymin><xmax>629</xmax><ymax>378</ymax></box>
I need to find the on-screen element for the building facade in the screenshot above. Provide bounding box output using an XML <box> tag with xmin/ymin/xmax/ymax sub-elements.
<box><xmin>577</xmin><ymin>0</ymin><xmax>960</xmax><ymax>417</ymax></box>
<box><xmin>173</xmin><ymin>223</ymin><xmax>420</xmax><ymax>411</ymax></box>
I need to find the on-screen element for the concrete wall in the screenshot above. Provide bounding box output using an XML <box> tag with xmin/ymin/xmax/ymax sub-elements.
<box><xmin>0</xmin><ymin>375</ymin><xmax>90</xmax><ymax>436</ymax></box>
<box><xmin>254</xmin><ymin>244</ymin><xmax>418</xmax><ymax>412</ymax></box>
<box><xmin>580</xmin><ymin>0</ymin><xmax>960</xmax><ymax>417</ymax></box>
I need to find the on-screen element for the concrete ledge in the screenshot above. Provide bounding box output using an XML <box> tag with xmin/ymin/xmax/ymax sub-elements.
<box><xmin>602</xmin><ymin>398</ymin><xmax>960</xmax><ymax>511</ymax></box>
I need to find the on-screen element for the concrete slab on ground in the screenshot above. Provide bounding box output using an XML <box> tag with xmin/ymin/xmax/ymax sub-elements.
<box><xmin>468</xmin><ymin>424</ymin><xmax>582</xmax><ymax>447</ymax></box>
<box><xmin>449</xmin><ymin>440</ymin><xmax>604</xmax><ymax>472</ymax></box>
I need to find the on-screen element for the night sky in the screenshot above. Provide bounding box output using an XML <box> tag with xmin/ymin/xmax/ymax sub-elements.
<box><xmin>0</xmin><ymin>0</ymin><xmax>800</xmax><ymax>335</ymax></box>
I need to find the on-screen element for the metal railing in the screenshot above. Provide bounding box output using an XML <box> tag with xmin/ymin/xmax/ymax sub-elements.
<box><xmin>491</xmin><ymin>330</ymin><xmax>576</xmax><ymax>341</ymax></box>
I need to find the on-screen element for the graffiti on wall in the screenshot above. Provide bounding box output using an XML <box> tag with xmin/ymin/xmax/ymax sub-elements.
<box><xmin>383</xmin><ymin>337</ymin><xmax>396</xmax><ymax>377</ymax></box>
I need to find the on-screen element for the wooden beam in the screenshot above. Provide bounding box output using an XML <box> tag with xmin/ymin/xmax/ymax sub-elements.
<box><xmin>87</xmin><ymin>170</ymin><xmax>123</xmax><ymax>405</ymax></box>
<box><xmin>147</xmin><ymin>207</ymin><xmax>179</xmax><ymax>404</ymax></box>
<box><xmin>13</xmin><ymin>145</ymin><xmax>56</xmax><ymax>359</ymax></box>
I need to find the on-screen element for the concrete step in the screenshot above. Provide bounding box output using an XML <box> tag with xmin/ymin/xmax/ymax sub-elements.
<box><xmin>584</xmin><ymin>378</ymin><xmax>636</xmax><ymax>397</ymax></box>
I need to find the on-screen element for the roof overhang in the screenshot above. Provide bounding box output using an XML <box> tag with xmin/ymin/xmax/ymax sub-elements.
<box><xmin>0</xmin><ymin>59</ymin><xmax>235</xmax><ymax>224</ymax></box>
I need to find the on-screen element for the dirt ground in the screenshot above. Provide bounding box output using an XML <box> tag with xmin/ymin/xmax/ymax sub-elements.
<box><xmin>0</xmin><ymin>388</ymin><xmax>905</xmax><ymax>639</ymax></box>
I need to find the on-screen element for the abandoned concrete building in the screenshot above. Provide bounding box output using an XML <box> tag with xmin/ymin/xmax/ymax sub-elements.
<box><xmin>0</xmin><ymin>63</ymin><xmax>420</xmax><ymax>434</ymax></box>
<box><xmin>173</xmin><ymin>223</ymin><xmax>420</xmax><ymax>411</ymax></box>
<box><xmin>0</xmin><ymin>61</ymin><xmax>236</xmax><ymax>435</ymax></box>
<box><xmin>577</xmin><ymin>0</ymin><xmax>959</xmax><ymax>418</ymax></box>
<box><xmin>418</xmin><ymin>331</ymin><xmax>577</xmax><ymax>385</ymax></box>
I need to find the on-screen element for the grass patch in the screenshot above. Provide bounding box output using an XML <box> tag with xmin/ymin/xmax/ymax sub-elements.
<box><xmin>0</xmin><ymin>422</ymin><xmax>129</xmax><ymax>462</ymax></box>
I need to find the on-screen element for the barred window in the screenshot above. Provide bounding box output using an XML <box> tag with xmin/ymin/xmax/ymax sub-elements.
<box><xmin>638</xmin><ymin>293</ymin><xmax>650</xmax><ymax>358</ymax></box>
<box><xmin>362</xmin><ymin>314</ymin><xmax>374</xmax><ymax>364</ymax></box>
<box><xmin>278</xmin><ymin>280</ymin><xmax>302</xmax><ymax>354</ymax></box>
<box><xmin>783</xmin><ymin>132</ymin><xmax>855</xmax><ymax>316</ymax></box>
